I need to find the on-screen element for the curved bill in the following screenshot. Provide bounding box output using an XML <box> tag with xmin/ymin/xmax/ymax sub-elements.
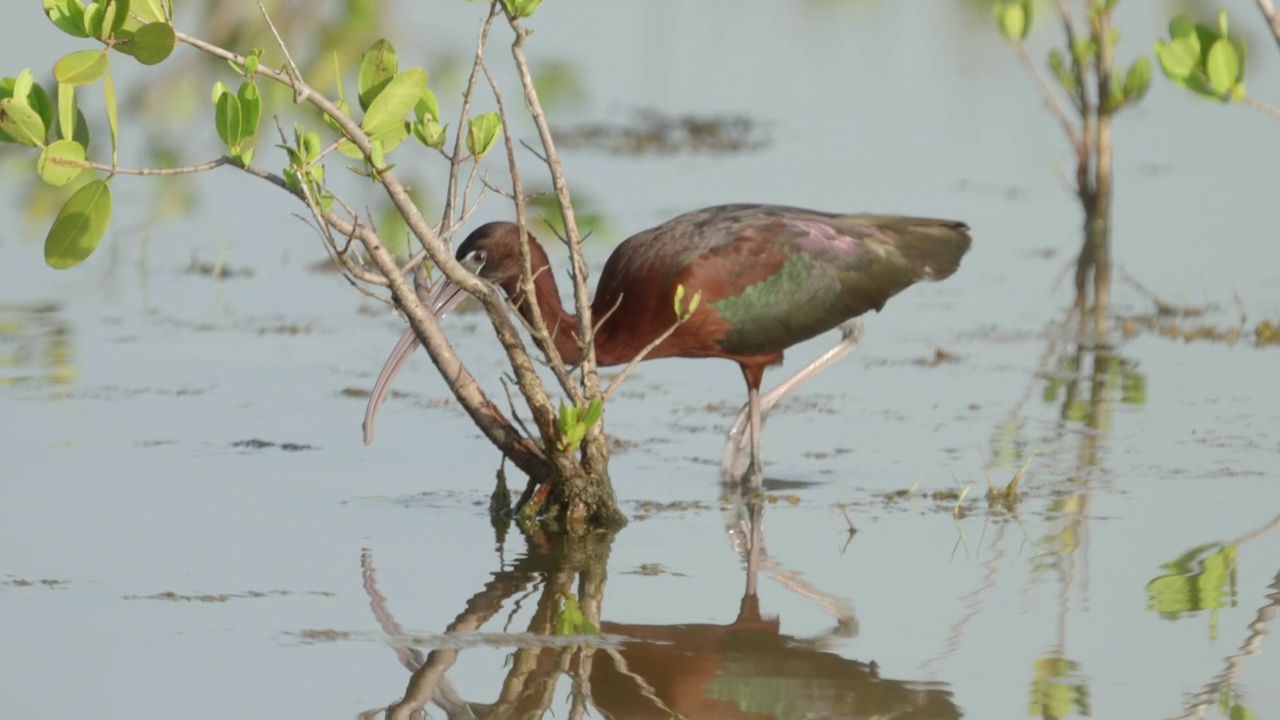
<box><xmin>361</xmin><ymin>258</ymin><xmax>483</xmax><ymax>445</ymax></box>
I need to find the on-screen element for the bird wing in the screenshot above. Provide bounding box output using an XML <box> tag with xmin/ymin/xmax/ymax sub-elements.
<box><xmin>675</xmin><ymin>208</ymin><xmax>971</xmax><ymax>357</ymax></box>
<box><xmin>593</xmin><ymin>205</ymin><xmax>971</xmax><ymax>360</ymax></box>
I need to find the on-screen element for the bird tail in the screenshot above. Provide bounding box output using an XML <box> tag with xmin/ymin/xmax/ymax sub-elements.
<box><xmin>863</xmin><ymin>215</ymin><xmax>973</xmax><ymax>283</ymax></box>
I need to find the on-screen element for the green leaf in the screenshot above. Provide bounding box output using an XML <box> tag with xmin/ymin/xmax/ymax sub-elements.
<box><xmin>1154</xmin><ymin>38</ymin><xmax>1197</xmax><ymax>80</ymax></box>
<box><xmin>357</xmin><ymin>39</ymin><xmax>399</xmax><ymax>112</ymax></box>
<box><xmin>1206</xmin><ymin>39</ymin><xmax>1239</xmax><ymax>96</ymax></box>
<box><xmin>53</xmin><ymin>49</ymin><xmax>109</xmax><ymax>86</ymax></box>
<box><xmin>557</xmin><ymin>400</ymin><xmax>572</xmax><ymax>435</ymax></box>
<box><xmin>673</xmin><ymin>283</ymin><xmax>686</xmax><ymax>317</ymax></box>
<box><xmin>508</xmin><ymin>0</ymin><xmax>542</xmax><ymax>18</ymax></box>
<box><xmin>371</xmin><ymin>120</ymin><xmax>410</xmax><ymax>154</ymax></box>
<box><xmin>215</xmin><ymin>90</ymin><xmax>243</xmax><ymax>149</ymax></box>
<box><xmin>1070</xmin><ymin>36</ymin><xmax>1097</xmax><ymax>66</ymax></box>
<box><xmin>98</xmin><ymin>0</ymin><xmax>130</xmax><ymax>40</ymax></box>
<box><xmin>211</xmin><ymin>81</ymin><xmax>229</xmax><ymax>103</ymax></box>
<box><xmin>582</xmin><ymin>398</ymin><xmax>604</xmax><ymax>427</ymax></box>
<box><xmin>1168</xmin><ymin>14</ymin><xmax>1196</xmax><ymax>41</ymax></box>
<box><xmin>37</xmin><ymin>138</ymin><xmax>87</xmax><ymax>186</ymax></box>
<box><xmin>43</xmin><ymin>0</ymin><xmax>90</xmax><ymax>38</ymax></box>
<box><xmin>13</xmin><ymin>71</ymin><xmax>34</xmax><ymax>105</ymax></box>
<box><xmin>103</xmin><ymin>69</ymin><xmax>118</xmax><ymax>163</ymax></box>
<box><xmin>1047</xmin><ymin>49</ymin><xmax>1077</xmax><ymax>94</ymax></box>
<box><xmin>237</xmin><ymin>81</ymin><xmax>261</xmax><ymax>140</ymax></box>
<box><xmin>362</xmin><ymin>68</ymin><xmax>427</xmax><ymax>137</ymax></box>
<box><xmin>466</xmin><ymin>111</ymin><xmax>502</xmax><ymax>158</ymax></box>
<box><xmin>44</xmin><ymin>179</ymin><xmax>112</xmax><ymax>269</ymax></box>
<box><xmin>324</xmin><ymin>97</ymin><xmax>350</xmax><ymax>135</ymax></box>
<box><xmin>415</xmin><ymin>86</ymin><xmax>440</xmax><ymax>123</ymax></box>
<box><xmin>129</xmin><ymin>21</ymin><xmax>176</xmax><ymax>65</ymax></box>
<box><xmin>0</xmin><ymin>97</ymin><xmax>48</xmax><ymax>146</ymax></box>
<box><xmin>995</xmin><ymin>2</ymin><xmax>1027</xmax><ymax>43</ymax></box>
<box><xmin>57</xmin><ymin>82</ymin><xmax>75</xmax><ymax>140</ymax></box>
<box><xmin>82</xmin><ymin>0</ymin><xmax>103</xmax><ymax>38</ymax></box>
<box><xmin>1123</xmin><ymin>56</ymin><xmax>1151</xmax><ymax>103</ymax></box>
<box><xmin>1218</xmin><ymin>9</ymin><xmax>1229</xmax><ymax>38</ymax></box>
<box><xmin>134</xmin><ymin>0</ymin><xmax>169</xmax><ymax>22</ymax></box>
<box><xmin>302</xmin><ymin>130</ymin><xmax>321</xmax><ymax>161</ymax></box>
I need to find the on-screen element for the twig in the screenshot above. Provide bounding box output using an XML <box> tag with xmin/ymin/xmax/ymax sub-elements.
<box><xmin>602</xmin><ymin>318</ymin><xmax>686</xmax><ymax>400</ymax></box>
<box><xmin>1011</xmin><ymin>41</ymin><xmax>1082</xmax><ymax>151</ymax></box>
<box><xmin>499</xmin><ymin>376</ymin><xmax>538</xmax><ymax>443</ymax></box>
<box><xmin>256</xmin><ymin>2</ymin><xmax>306</xmax><ymax>104</ymax></box>
<box><xmin>441</xmin><ymin>3</ymin><xmax>502</xmax><ymax>235</ymax></box>
<box><xmin>1242</xmin><ymin>96</ymin><xmax>1280</xmax><ymax>122</ymax></box>
<box><xmin>480</xmin><ymin>52</ymin><xmax>581</xmax><ymax>403</ymax></box>
<box><xmin>1253</xmin><ymin>0</ymin><xmax>1280</xmax><ymax>54</ymax></box>
<box><xmin>77</xmin><ymin>157</ymin><xmax>229</xmax><ymax>175</ymax></box>
<box><xmin>508</xmin><ymin>14</ymin><xmax>599</xmax><ymax>396</ymax></box>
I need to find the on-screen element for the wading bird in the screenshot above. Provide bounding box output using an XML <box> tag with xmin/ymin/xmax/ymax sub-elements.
<box><xmin>363</xmin><ymin>204</ymin><xmax>971</xmax><ymax>477</ymax></box>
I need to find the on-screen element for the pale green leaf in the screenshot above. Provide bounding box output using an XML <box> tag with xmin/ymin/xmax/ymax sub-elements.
<box><xmin>37</xmin><ymin>138</ymin><xmax>87</xmax><ymax>186</ymax></box>
<box><xmin>362</xmin><ymin>68</ymin><xmax>426</xmax><ymax>137</ymax></box>
<box><xmin>44</xmin><ymin>179</ymin><xmax>113</xmax><ymax>269</ymax></box>
<box><xmin>129</xmin><ymin>21</ymin><xmax>176</xmax><ymax>65</ymax></box>
<box><xmin>53</xmin><ymin>49</ymin><xmax>109</xmax><ymax>86</ymax></box>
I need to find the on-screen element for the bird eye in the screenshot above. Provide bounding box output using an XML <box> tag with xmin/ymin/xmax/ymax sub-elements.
<box><xmin>462</xmin><ymin>249</ymin><xmax>488</xmax><ymax>271</ymax></box>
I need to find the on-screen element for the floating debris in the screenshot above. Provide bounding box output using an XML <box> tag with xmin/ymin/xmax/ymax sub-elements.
<box><xmin>230</xmin><ymin>439</ymin><xmax>318</xmax><ymax>452</ymax></box>
<box><xmin>554</xmin><ymin>110</ymin><xmax>770</xmax><ymax>156</ymax></box>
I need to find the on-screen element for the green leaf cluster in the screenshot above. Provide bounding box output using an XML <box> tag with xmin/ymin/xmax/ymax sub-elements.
<box><xmin>997</xmin><ymin>0</ymin><xmax>1150</xmax><ymax>114</ymax></box>
<box><xmin>505</xmin><ymin>0</ymin><xmax>542</xmax><ymax>19</ymax></box>
<box><xmin>672</xmin><ymin>283</ymin><xmax>702</xmax><ymax>321</ymax></box>
<box><xmin>553</xmin><ymin>592</ymin><xmax>597</xmax><ymax>636</ymax></box>
<box><xmin>330</xmin><ymin>39</ymin><xmax>446</xmax><ymax>177</ymax></box>
<box><xmin>1155</xmin><ymin>12</ymin><xmax>1246</xmax><ymax>102</ymax></box>
<box><xmin>1145</xmin><ymin>542</ymin><xmax>1238</xmax><ymax>621</ymax></box>
<box><xmin>14</xmin><ymin>1</ymin><xmax>182</xmax><ymax>268</ymax></box>
<box><xmin>279</xmin><ymin>125</ymin><xmax>332</xmax><ymax>212</ymax></box>
<box><xmin>212</xmin><ymin>79</ymin><xmax>262</xmax><ymax>164</ymax></box>
<box><xmin>43</xmin><ymin>0</ymin><xmax>176</xmax><ymax>66</ymax></box>
<box><xmin>1028</xmin><ymin>655</ymin><xmax>1090</xmax><ymax>719</ymax></box>
<box><xmin>466</xmin><ymin>111</ymin><xmax>501</xmax><ymax>159</ymax></box>
<box><xmin>556</xmin><ymin>398</ymin><xmax>604</xmax><ymax>452</ymax></box>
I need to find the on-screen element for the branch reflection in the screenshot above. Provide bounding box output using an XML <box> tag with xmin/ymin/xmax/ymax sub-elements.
<box><xmin>359</xmin><ymin>487</ymin><xmax>959</xmax><ymax>719</ymax></box>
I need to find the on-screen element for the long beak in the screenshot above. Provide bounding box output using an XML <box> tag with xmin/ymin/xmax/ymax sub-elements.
<box><xmin>361</xmin><ymin>258</ymin><xmax>483</xmax><ymax>445</ymax></box>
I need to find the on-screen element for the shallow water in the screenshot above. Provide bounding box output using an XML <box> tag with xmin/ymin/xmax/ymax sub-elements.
<box><xmin>2</xmin><ymin>1</ymin><xmax>1279</xmax><ymax>718</ymax></box>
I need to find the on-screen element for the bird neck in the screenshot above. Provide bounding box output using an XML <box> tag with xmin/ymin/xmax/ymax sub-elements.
<box><xmin>506</xmin><ymin>242</ymin><xmax>585</xmax><ymax>365</ymax></box>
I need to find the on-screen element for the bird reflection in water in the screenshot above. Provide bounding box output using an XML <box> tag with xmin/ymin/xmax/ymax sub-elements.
<box><xmin>357</xmin><ymin>489</ymin><xmax>959</xmax><ymax>720</ymax></box>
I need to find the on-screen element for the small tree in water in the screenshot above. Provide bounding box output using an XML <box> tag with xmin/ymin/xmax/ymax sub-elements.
<box><xmin>12</xmin><ymin>0</ymin><xmax>626</xmax><ymax>531</ymax></box>
<box><xmin>994</xmin><ymin>0</ymin><xmax>1152</xmax><ymax>332</ymax></box>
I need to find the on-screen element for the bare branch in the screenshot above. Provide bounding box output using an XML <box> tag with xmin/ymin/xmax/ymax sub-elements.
<box><xmin>507</xmin><ymin>14</ymin><xmax>600</xmax><ymax>396</ymax></box>
<box><xmin>256</xmin><ymin>2</ymin><xmax>306</xmax><ymax>103</ymax></box>
<box><xmin>441</xmin><ymin>3</ymin><xmax>503</xmax><ymax>236</ymax></box>
<box><xmin>1242</xmin><ymin>96</ymin><xmax>1280</xmax><ymax>122</ymax></box>
<box><xmin>1010</xmin><ymin>42</ymin><xmax>1083</xmax><ymax>153</ymax></box>
<box><xmin>1253</xmin><ymin>0</ymin><xmax>1280</xmax><ymax>53</ymax></box>
<box><xmin>78</xmin><ymin>157</ymin><xmax>229</xmax><ymax>175</ymax></box>
<box><xmin>500</xmin><ymin>376</ymin><xmax>538</xmax><ymax>442</ymax></box>
<box><xmin>480</xmin><ymin>52</ymin><xmax>582</xmax><ymax>404</ymax></box>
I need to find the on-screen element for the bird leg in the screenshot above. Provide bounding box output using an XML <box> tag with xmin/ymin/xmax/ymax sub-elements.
<box><xmin>721</xmin><ymin>319</ymin><xmax>866</xmax><ymax>479</ymax></box>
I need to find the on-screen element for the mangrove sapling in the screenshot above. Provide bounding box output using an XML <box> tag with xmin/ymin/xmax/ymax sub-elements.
<box><xmin>994</xmin><ymin>0</ymin><xmax>1151</xmax><ymax>333</ymax></box>
<box><xmin>13</xmin><ymin>0</ymin><xmax>632</xmax><ymax>530</ymax></box>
